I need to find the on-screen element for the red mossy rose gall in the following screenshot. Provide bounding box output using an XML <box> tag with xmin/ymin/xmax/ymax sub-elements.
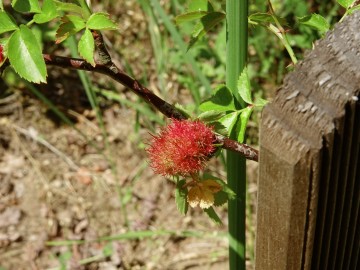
<box><xmin>147</xmin><ymin>119</ymin><xmax>216</xmax><ymax>177</ymax></box>
<box><xmin>0</xmin><ymin>45</ymin><xmax>4</xmax><ymax>63</ymax></box>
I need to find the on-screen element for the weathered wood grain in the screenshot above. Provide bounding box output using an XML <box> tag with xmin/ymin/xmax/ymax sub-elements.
<box><xmin>255</xmin><ymin>10</ymin><xmax>360</xmax><ymax>270</ymax></box>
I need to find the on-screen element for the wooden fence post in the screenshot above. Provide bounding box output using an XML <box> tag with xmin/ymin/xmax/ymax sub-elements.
<box><xmin>255</xmin><ymin>11</ymin><xmax>360</xmax><ymax>270</ymax></box>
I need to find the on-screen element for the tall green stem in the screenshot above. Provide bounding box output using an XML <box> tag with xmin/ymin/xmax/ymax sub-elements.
<box><xmin>226</xmin><ymin>0</ymin><xmax>248</xmax><ymax>270</ymax></box>
<box><xmin>267</xmin><ymin>25</ymin><xmax>298</xmax><ymax>64</ymax></box>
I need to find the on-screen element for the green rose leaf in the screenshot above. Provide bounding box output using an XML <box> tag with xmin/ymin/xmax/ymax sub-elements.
<box><xmin>237</xmin><ymin>67</ymin><xmax>253</xmax><ymax>105</ymax></box>
<box><xmin>78</xmin><ymin>28</ymin><xmax>95</xmax><ymax>66</ymax></box>
<box><xmin>204</xmin><ymin>207</ymin><xmax>222</xmax><ymax>225</ymax></box>
<box><xmin>0</xmin><ymin>37</ymin><xmax>9</xmax><ymax>45</ymax></box>
<box><xmin>211</xmin><ymin>121</ymin><xmax>228</xmax><ymax>136</ymax></box>
<box><xmin>175</xmin><ymin>11</ymin><xmax>208</xmax><ymax>25</ymax></box>
<box><xmin>298</xmin><ymin>14</ymin><xmax>330</xmax><ymax>34</ymax></box>
<box><xmin>337</xmin><ymin>0</ymin><xmax>356</xmax><ymax>9</ymax></box>
<box><xmin>175</xmin><ymin>179</ymin><xmax>188</xmax><ymax>215</ymax></box>
<box><xmin>54</xmin><ymin>0</ymin><xmax>84</xmax><ymax>16</ymax></box>
<box><xmin>56</xmin><ymin>15</ymin><xmax>86</xmax><ymax>43</ymax></box>
<box><xmin>197</xmin><ymin>110</ymin><xmax>225</xmax><ymax>122</ymax></box>
<box><xmin>201</xmin><ymin>174</ymin><xmax>236</xmax><ymax>208</ymax></box>
<box><xmin>213</xmin><ymin>191</ymin><xmax>228</xmax><ymax>207</ymax></box>
<box><xmin>347</xmin><ymin>5</ymin><xmax>360</xmax><ymax>15</ymax></box>
<box><xmin>188</xmin><ymin>11</ymin><xmax>225</xmax><ymax>50</ymax></box>
<box><xmin>8</xmin><ymin>25</ymin><xmax>47</xmax><ymax>83</ymax></box>
<box><xmin>12</xmin><ymin>0</ymin><xmax>41</xmax><ymax>13</ymax></box>
<box><xmin>188</xmin><ymin>0</ymin><xmax>214</xmax><ymax>12</ymax></box>
<box><xmin>237</xmin><ymin>106</ymin><xmax>253</xmax><ymax>143</ymax></box>
<box><xmin>248</xmin><ymin>12</ymin><xmax>287</xmax><ymax>26</ymax></box>
<box><xmin>254</xmin><ymin>97</ymin><xmax>269</xmax><ymax>108</ymax></box>
<box><xmin>34</xmin><ymin>0</ymin><xmax>58</xmax><ymax>24</ymax></box>
<box><xmin>200</xmin><ymin>84</ymin><xmax>236</xmax><ymax>112</ymax></box>
<box><xmin>86</xmin><ymin>13</ymin><xmax>118</xmax><ymax>30</ymax></box>
<box><xmin>218</xmin><ymin>111</ymin><xmax>241</xmax><ymax>137</ymax></box>
<box><xmin>0</xmin><ymin>11</ymin><xmax>18</xmax><ymax>34</ymax></box>
<box><xmin>174</xmin><ymin>103</ymin><xmax>192</xmax><ymax>119</ymax></box>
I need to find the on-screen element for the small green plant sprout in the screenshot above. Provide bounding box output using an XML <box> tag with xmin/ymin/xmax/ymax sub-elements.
<box><xmin>196</xmin><ymin>67</ymin><xmax>267</xmax><ymax>144</ymax></box>
<box><xmin>247</xmin><ymin>0</ymin><xmax>338</xmax><ymax>65</ymax></box>
<box><xmin>174</xmin><ymin>0</ymin><xmax>225</xmax><ymax>50</ymax></box>
<box><xmin>337</xmin><ymin>0</ymin><xmax>360</xmax><ymax>22</ymax></box>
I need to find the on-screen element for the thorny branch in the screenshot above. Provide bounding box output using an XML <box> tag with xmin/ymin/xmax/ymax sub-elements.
<box><xmin>43</xmin><ymin>54</ymin><xmax>186</xmax><ymax>120</ymax></box>
<box><xmin>37</xmin><ymin>30</ymin><xmax>260</xmax><ymax>161</ymax></box>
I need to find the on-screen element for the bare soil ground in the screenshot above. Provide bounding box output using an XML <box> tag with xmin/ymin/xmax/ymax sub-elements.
<box><xmin>0</xmin><ymin>90</ymin><xmax>257</xmax><ymax>270</ymax></box>
<box><xmin>0</xmin><ymin>1</ymin><xmax>258</xmax><ymax>269</ymax></box>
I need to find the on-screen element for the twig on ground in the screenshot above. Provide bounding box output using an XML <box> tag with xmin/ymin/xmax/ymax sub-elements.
<box><xmin>11</xmin><ymin>123</ymin><xmax>80</xmax><ymax>171</ymax></box>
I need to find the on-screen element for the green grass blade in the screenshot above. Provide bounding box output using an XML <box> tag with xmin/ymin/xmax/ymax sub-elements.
<box><xmin>25</xmin><ymin>82</ymin><xmax>73</xmax><ymax>127</ymax></box>
<box><xmin>66</xmin><ymin>36</ymin><xmax>121</xmax><ymax>170</ymax></box>
<box><xmin>149</xmin><ymin>0</ymin><xmax>212</xmax><ymax>104</ymax></box>
<box><xmin>46</xmin><ymin>230</ymin><xmax>221</xmax><ymax>246</ymax></box>
<box><xmin>66</xmin><ymin>37</ymin><xmax>105</xmax><ymax>136</ymax></box>
<box><xmin>66</xmin><ymin>36</ymin><xmax>114</xmax><ymax>164</ymax></box>
<box><xmin>138</xmin><ymin>0</ymin><xmax>167</xmax><ymax>95</ymax></box>
<box><xmin>66</xmin><ymin>36</ymin><xmax>131</xmax><ymax>226</ymax></box>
